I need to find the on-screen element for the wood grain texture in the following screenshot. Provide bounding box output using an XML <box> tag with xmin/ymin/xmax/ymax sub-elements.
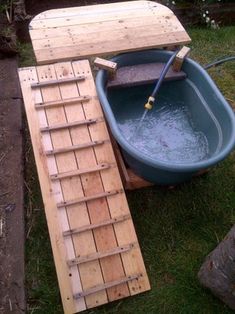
<box><xmin>29</xmin><ymin>1</ymin><xmax>191</xmax><ymax>64</ymax></box>
<box><xmin>19</xmin><ymin>60</ymin><xmax>150</xmax><ymax>313</ymax></box>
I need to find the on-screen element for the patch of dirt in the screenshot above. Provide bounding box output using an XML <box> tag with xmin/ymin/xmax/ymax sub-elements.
<box><xmin>0</xmin><ymin>12</ymin><xmax>25</xmax><ymax>312</ymax></box>
<box><xmin>0</xmin><ymin>12</ymin><xmax>17</xmax><ymax>57</ymax></box>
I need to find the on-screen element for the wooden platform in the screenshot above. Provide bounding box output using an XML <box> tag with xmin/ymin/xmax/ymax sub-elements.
<box><xmin>107</xmin><ymin>62</ymin><xmax>187</xmax><ymax>89</ymax></box>
<box><xmin>29</xmin><ymin>0</ymin><xmax>191</xmax><ymax>64</ymax></box>
<box><xmin>18</xmin><ymin>60</ymin><xmax>150</xmax><ymax>314</ymax></box>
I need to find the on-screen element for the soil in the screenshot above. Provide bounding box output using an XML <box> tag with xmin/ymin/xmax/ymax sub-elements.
<box><xmin>0</xmin><ymin>13</ymin><xmax>25</xmax><ymax>314</ymax></box>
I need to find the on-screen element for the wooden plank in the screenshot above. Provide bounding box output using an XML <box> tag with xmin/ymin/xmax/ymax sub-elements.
<box><xmin>36</xmin><ymin>63</ymin><xmax>108</xmax><ymax>309</ymax></box>
<box><xmin>53</xmin><ymin>61</ymin><xmax>131</xmax><ymax>303</ymax></box>
<box><xmin>172</xmin><ymin>46</ymin><xmax>191</xmax><ymax>72</ymax></box>
<box><xmin>35</xmin><ymin>95</ymin><xmax>90</xmax><ymax>109</ymax></box>
<box><xmin>68</xmin><ymin>243</ymin><xmax>136</xmax><ymax>266</ymax></box>
<box><xmin>50</xmin><ymin>163</ymin><xmax>111</xmax><ymax>180</ymax></box>
<box><xmin>31</xmin><ymin>76</ymin><xmax>85</xmax><ymax>88</ymax></box>
<box><xmin>30</xmin><ymin>4</ymin><xmax>171</xmax><ymax>29</ymax></box>
<box><xmin>31</xmin><ymin>23</ymin><xmax>184</xmax><ymax>51</ymax></box>
<box><xmin>31</xmin><ymin>26</ymin><xmax>188</xmax><ymax>53</ymax></box>
<box><xmin>18</xmin><ymin>67</ymin><xmax>86</xmax><ymax>314</ymax></box>
<box><xmin>29</xmin><ymin>1</ymin><xmax>191</xmax><ymax>64</ymax></box>
<box><xmin>40</xmin><ymin>118</ymin><xmax>100</xmax><ymax>132</ymax></box>
<box><xmin>45</xmin><ymin>140</ymin><xmax>106</xmax><ymax>155</ymax></box>
<box><xmin>34</xmin><ymin>32</ymin><xmax>190</xmax><ymax>64</ymax></box>
<box><xmin>107</xmin><ymin>62</ymin><xmax>186</xmax><ymax>88</ymax></box>
<box><xmin>32</xmin><ymin>1</ymin><xmax>163</xmax><ymax>20</ymax></box>
<box><xmin>63</xmin><ymin>214</ymin><xmax>131</xmax><ymax>237</ymax></box>
<box><xmin>94</xmin><ymin>58</ymin><xmax>117</xmax><ymax>73</ymax></box>
<box><xmin>72</xmin><ymin>60</ymin><xmax>151</xmax><ymax>296</ymax></box>
<box><xmin>74</xmin><ymin>274</ymin><xmax>142</xmax><ymax>299</ymax></box>
<box><xmin>30</xmin><ymin>15</ymin><xmax>182</xmax><ymax>41</ymax></box>
<box><xmin>19</xmin><ymin>61</ymin><xmax>150</xmax><ymax>312</ymax></box>
<box><xmin>57</xmin><ymin>189</ymin><xmax>123</xmax><ymax>208</ymax></box>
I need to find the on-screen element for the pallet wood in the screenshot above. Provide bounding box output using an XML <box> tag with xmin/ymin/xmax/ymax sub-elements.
<box><xmin>94</xmin><ymin>58</ymin><xmax>117</xmax><ymax>74</ymax></box>
<box><xmin>172</xmin><ymin>46</ymin><xmax>191</xmax><ymax>72</ymax></box>
<box><xmin>18</xmin><ymin>60</ymin><xmax>150</xmax><ymax>313</ymax></box>
<box><xmin>29</xmin><ymin>1</ymin><xmax>191</xmax><ymax>64</ymax></box>
<box><xmin>107</xmin><ymin>62</ymin><xmax>187</xmax><ymax>89</ymax></box>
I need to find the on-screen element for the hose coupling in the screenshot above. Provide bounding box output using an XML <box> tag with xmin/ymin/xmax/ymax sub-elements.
<box><xmin>144</xmin><ymin>96</ymin><xmax>155</xmax><ymax>110</ymax></box>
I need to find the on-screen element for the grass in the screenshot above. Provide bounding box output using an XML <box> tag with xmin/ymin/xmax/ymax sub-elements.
<box><xmin>21</xmin><ymin>26</ymin><xmax>235</xmax><ymax>314</ymax></box>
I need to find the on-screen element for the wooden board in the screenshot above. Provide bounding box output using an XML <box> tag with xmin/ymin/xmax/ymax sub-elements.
<box><xmin>29</xmin><ymin>1</ymin><xmax>191</xmax><ymax>64</ymax></box>
<box><xmin>110</xmin><ymin>136</ymin><xmax>154</xmax><ymax>190</ymax></box>
<box><xmin>107</xmin><ymin>62</ymin><xmax>187</xmax><ymax>88</ymax></box>
<box><xmin>18</xmin><ymin>60</ymin><xmax>150</xmax><ymax>313</ymax></box>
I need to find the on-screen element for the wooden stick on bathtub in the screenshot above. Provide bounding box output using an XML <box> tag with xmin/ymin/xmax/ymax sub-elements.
<box><xmin>172</xmin><ymin>46</ymin><xmax>191</xmax><ymax>72</ymax></box>
<box><xmin>94</xmin><ymin>57</ymin><xmax>117</xmax><ymax>78</ymax></box>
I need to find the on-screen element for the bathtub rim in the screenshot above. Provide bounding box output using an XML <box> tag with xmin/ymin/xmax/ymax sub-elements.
<box><xmin>95</xmin><ymin>49</ymin><xmax>235</xmax><ymax>173</ymax></box>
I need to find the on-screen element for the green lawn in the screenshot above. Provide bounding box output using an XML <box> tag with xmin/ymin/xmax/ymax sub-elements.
<box><xmin>21</xmin><ymin>26</ymin><xmax>235</xmax><ymax>314</ymax></box>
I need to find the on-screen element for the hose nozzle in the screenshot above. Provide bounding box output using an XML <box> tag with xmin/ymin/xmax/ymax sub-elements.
<box><xmin>144</xmin><ymin>96</ymin><xmax>155</xmax><ymax>110</ymax></box>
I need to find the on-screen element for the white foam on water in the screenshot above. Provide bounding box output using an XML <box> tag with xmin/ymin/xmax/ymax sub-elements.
<box><xmin>118</xmin><ymin>102</ymin><xmax>210</xmax><ymax>163</ymax></box>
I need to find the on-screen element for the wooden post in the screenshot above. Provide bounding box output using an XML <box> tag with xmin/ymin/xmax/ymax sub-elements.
<box><xmin>94</xmin><ymin>57</ymin><xmax>117</xmax><ymax>77</ymax></box>
<box><xmin>172</xmin><ymin>46</ymin><xmax>191</xmax><ymax>72</ymax></box>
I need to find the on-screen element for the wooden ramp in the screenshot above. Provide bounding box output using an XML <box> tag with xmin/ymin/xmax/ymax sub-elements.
<box><xmin>19</xmin><ymin>60</ymin><xmax>150</xmax><ymax>313</ymax></box>
<box><xmin>29</xmin><ymin>0</ymin><xmax>191</xmax><ymax>64</ymax></box>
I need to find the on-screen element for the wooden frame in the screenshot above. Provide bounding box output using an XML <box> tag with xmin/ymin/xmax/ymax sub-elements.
<box><xmin>19</xmin><ymin>60</ymin><xmax>150</xmax><ymax>314</ymax></box>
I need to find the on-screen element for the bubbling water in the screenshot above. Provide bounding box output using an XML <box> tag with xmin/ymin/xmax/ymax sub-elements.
<box><xmin>118</xmin><ymin>102</ymin><xmax>209</xmax><ymax>163</ymax></box>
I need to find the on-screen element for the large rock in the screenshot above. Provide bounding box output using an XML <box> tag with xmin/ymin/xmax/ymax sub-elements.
<box><xmin>198</xmin><ymin>225</ymin><xmax>235</xmax><ymax>310</ymax></box>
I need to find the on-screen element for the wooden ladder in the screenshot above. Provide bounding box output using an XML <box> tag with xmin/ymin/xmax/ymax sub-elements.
<box><xmin>19</xmin><ymin>60</ymin><xmax>150</xmax><ymax>314</ymax></box>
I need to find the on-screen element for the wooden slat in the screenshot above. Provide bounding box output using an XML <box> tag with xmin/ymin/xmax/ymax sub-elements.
<box><xmin>31</xmin><ymin>75</ymin><xmax>85</xmax><ymax>88</ymax></box>
<box><xmin>32</xmin><ymin>24</ymin><xmax>185</xmax><ymax>51</ymax></box>
<box><xmin>63</xmin><ymin>213</ymin><xmax>131</xmax><ymax>237</ymax></box>
<box><xmin>172</xmin><ymin>46</ymin><xmax>191</xmax><ymax>72</ymax></box>
<box><xmin>35</xmin><ymin>95</ymin><xmax>90</xmax><ymax>109</ymax></box>
<box><xmin>18</xmin><ymin>68</ymin><xmax>86</xmax><ymax>314</ymax></box>
<box><xmin>29</xmin><ymin>1</ymin><xmax>191</xmax><ymax>64</ymax></box>
<box><xmin>94</xmin><ymin>58</ymin><xmax>117</xmax><ymax>73</ymax></box>
<box><xmin>57</xmin><ymin>189</ymin><xmax>123</xmax><ymax>208</ymax></box>
<box><xmin>45</xmin><ymin>140</ymin><xmax>106</xmax><ymax>155</ymax></box>
<box><xmin>36</xmin><ymin>63</ymin><xmax>108</xmax><ymax>309</ymax></box>
<box><xmin>72</xmin><ymin>60</ymin><xmax>151</xmax><ymax>296</ymax></box>
<box><xmin>40</xmin><ymin>118</ymin><xmax>101</xmax><ymax>132</ymax></box>
<box><xmin>54</xmin><ymin>61</ymin><xmax>131</xmax><ymax>303</ymax></box>
<box><xmin>68</xmin><ymin>243</ymin><xmax>136</xmax><ymax>266</ymax></box>
<box><xmin>31</xmin><ymin>1</ymin><xmax>165</xmax><ymax>20</ymax></box>
<box><xmin>74</xmin><ymin>274</ymin><xmax>143</xmax><ymax>299</ymax></box>
<box><xmin>51</xmin><ymin>163</ymin><xmax>111</xmax><ymax>181</ymax></box>
<box><xmin>33</xmin><ymin>32</ymin><xmax>190</xmax><ymax>64</ymax></box>
<box><xmin>30</xmin><ymin>5</ymin><xmax>172</xmax><ymax>29</ymax></box>
<box><xmin>30</xmin><ymin>16</ymin><xmax>184</xmax><ymax>46</ymax></box>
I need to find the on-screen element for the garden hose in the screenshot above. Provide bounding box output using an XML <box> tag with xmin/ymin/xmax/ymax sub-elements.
<box><xmin>144</xmin><ymin>54</ymin><xmax>235</xmax><ymax>110</ymax></box>
<box><xmin>204</xmin><ymin>56</ymin><xmax>235</xmax><ymax>70</ymax></box>
<box><xmin>144</xmin><ymin>49</ymin><xmax>180</xmax><ymax>110</ymax></box>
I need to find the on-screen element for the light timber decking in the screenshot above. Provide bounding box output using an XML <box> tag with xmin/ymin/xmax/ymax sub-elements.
<box><xmin>29</xmin><ymin>0</ymin><xmax>191</xmax><ymax>64</ymax></box>
<box><xmin>18</xmin><ymin>60</ymin><xmax>150</xmax><ymax>314</ymax></box>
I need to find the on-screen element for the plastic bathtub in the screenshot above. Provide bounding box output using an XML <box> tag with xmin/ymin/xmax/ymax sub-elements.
<box><xmin>96</xmin><ymin>50</ymin><xmax>235</xmax><ymax>185</ymax></box>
